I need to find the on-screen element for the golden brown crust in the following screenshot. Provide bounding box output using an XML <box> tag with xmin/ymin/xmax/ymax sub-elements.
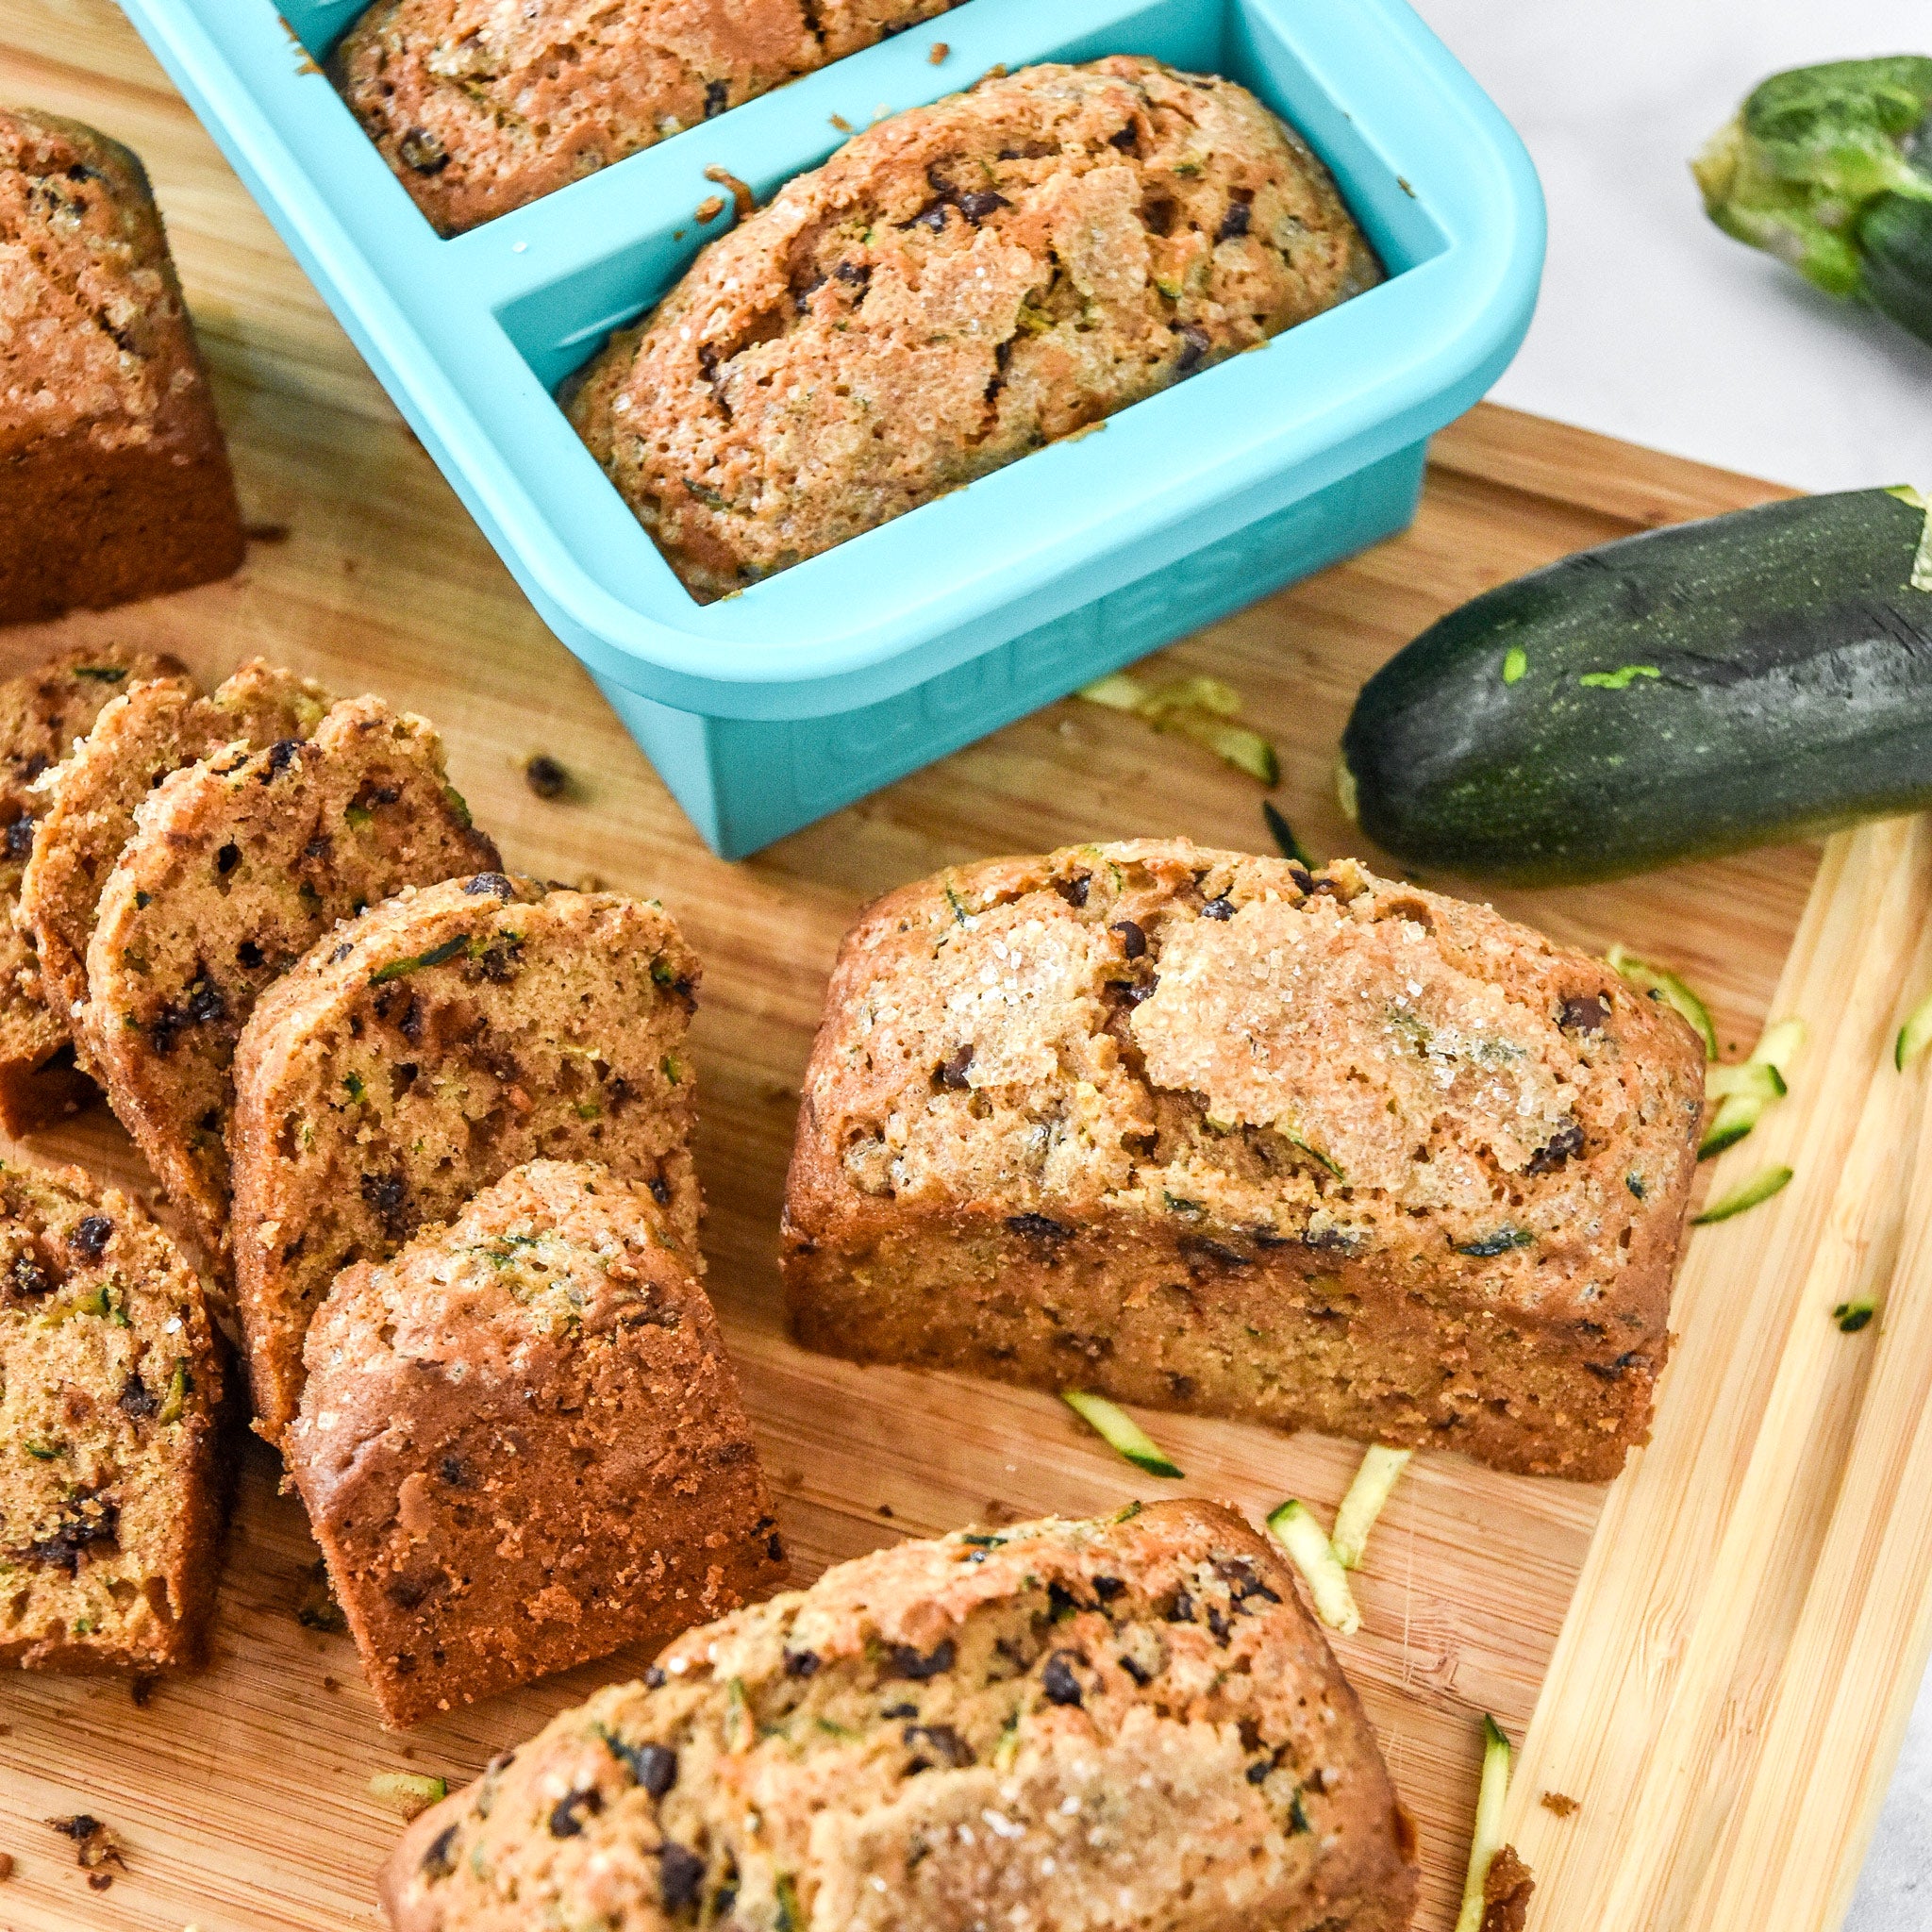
<box><xmin>380</xmin><ymin>1500</ymin><xmax>1418</xmax><ymax>1932</ymax></box>
<box><xmin>782</xmin><ymin>841</ymin><xmax>1705</xmax><ymax>1481</ymax></box>
<box><xmin>80</xmin><ymin>696</ymin><xmax>499</xmax><ymax>1265</ymax></box>
<box><xmin>0</xmin><ymin>110</ymin><xmax>243</xmax><ymax>622</ymax></box>
<box><xmin>567</xmin><ymin>58</ymin><xmax>1381</xmax><ymax>600</ymax></box>
<box><xmin>21</xmin><ymin>659</ymin><xmax>333</xmax><ymax>1043</ymax></box>
<box><xmin>232</xmin><ymin>874</ymin><xmax>702</xmax><ymax>1445</ymax></box>
<box><xmin>0</xmin><ymin>642</ymin><xmax>184</xmax><ymax>1136</ymax></box>
<box><xmin>289</xmin><ymin>1159</ymin><xmax>782</xmax><ymax>1727</ymax></box>
<box><xmin>0</xmin><ymin>1156</ymin><xmax>225</xmax><ymax>1673</ymax></box>
<box><xmin>335</xmin><ymin>0</ymin><xmax>961</xmax><ymax>236</ymax></box>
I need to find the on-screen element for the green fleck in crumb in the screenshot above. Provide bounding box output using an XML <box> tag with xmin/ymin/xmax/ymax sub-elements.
<box><xmin>343</xmin><ymin>1072</ymin><xmax>365</xmax><ymax>1103</ymax></box>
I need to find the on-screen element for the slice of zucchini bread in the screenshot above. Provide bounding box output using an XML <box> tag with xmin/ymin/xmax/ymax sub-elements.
<box><xmin>22</xmin><ymin>658</ymin><xmax>333</xmax><ymax>1041</ymax></box>
<box><xmin>783</xmin><ymin>841</ymin><xmax>1706</xmax><ymax>1481</ymax></box>
<box><xmin>334</xmin><ymin>0</ymin><xmax>963</xmax><ymax>237</ymax></box>
<box><xmin>80</xmin><ymin>696</ymin><xmax>499</xmax><ymax>1266</ymax></box>
<box><xmin>0</xmin><ymin>643</ymin><xmax>183</xmax><ymax>1135</ymax></box>
<box><xmin>381</xmin><ymin>1500</ymin><xmax>1417</xmax><ymax>1932</ymax></box>
<box><xmin>0</xmin><ymin>1158</ymin><xmax>225</xmax><ymax>1671</ymax></box>
<box><xmin>289</xmin><ymin>1159</ymin><xmax>783</xmax><ymax>1727</ymax></box>
<box><xmin>231</xmin><ymin>874</ymin><xmax>701</xmax><ymax>1446</ymax></box>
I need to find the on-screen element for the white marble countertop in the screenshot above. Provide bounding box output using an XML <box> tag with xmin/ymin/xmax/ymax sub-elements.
<box><xmin>1408</xmin><ymin>2</ymin><xmax>1932</xmax><ymax>1924</ymax></box>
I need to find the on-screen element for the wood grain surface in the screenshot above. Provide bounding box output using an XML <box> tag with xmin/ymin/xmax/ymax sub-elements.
<box><xmin>8</xmin><ymin>6</ymin><xmax>1925</xmax><ymax>1932</ymax></box>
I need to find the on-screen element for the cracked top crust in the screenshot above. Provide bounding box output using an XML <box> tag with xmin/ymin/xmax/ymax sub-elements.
<box><xmin>382</xmin><ymin>1499</ymin><xmax>1416</xmax><ymax>1932</ymax></box>
<box><xmin>566</xmin><ymin>58</ymin><xmax>1381</xmax><ymax>601</ymax></box>
<box><xmin>787</xmin><ymin>841</ymin><xmax>1706</xmax><ymax>1321</ymax></box>
<box><xmin>0</xmin><ymin>110</ymin><xmax>205</xmax><ymax>458</ymax></box>
<box><xmin>334</xmin><ymin>0</ymin><xmax>962</xmax><ymax>236</ymax></box>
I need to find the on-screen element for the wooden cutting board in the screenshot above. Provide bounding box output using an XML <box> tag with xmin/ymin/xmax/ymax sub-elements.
<box><xmin>7</xmin><ymin>7</ymin><xmax>1932</xmax><ymax>1931</ymax></box>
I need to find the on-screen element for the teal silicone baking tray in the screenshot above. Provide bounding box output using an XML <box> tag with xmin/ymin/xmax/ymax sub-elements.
<box><xmin>117</xmin><ymin>0</ymin><xmax>1543</xmax><ymax>856</ymax></box>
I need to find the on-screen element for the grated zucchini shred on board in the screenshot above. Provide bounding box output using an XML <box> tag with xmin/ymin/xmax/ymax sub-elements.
<box><xmin>1607</xmin><ymin>944</ymin><xmax>1718</xmax><ymax>1058</ymax></box>
<box><xmin>370</xmin><ymin>1771</ymin><xmax>447</xmax><ymax>1820</ymax></box>
<box><xmin>1700</xmin><ymin>1016</ymin><xmax>1806</xmax><ymax>1159</ymax></box>
<box><xmin>1897</xmin><ymin>984</ymin><xmax>1932</xmax><ymax>1070</ymax></box>
<box><xmin>1076</xmin><ymin>672</ymin><xmax>1280</xmax><ymax>785</ymax></box>
<box><xmin>1061</xmin><ymin>1391</ymin><xmax>1184</xmax><ymax>1478</ymax></box>
<box><xmin>1692</xmin><ymin>1163</ymin><xmax>1793</xmax><ymax>1224</ymax></box>
<box><xmin>1330</xmin><ymin>1445</ymin><xmax>1412</xmax><ymax>1571</ymax></box>
<box><xmin>1452</xmin><ymin>1717</ymin><xmax>1514</xmax><ymax>1932</ymax></box>
<box><xmin>1265</xmin><ymin>1499</ymin><xmax>1360</xmax><ymax>1636</ymax></box>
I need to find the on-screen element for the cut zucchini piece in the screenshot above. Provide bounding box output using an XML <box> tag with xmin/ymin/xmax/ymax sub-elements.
<box><xmin>1692</xmin><ymin>1164</ymin><xmax>1793</xmax><ymax>1224</ymax></box>
<box><xmin>1061</xmin><ymin>1391</ymin><xmax>1183</xmax><ymax>1479</ymax></box>
<box><xmin>1607</xmin><ymin>945</ymin><xmax>1718</xmax><ymax>1058</ymax></box>
<box><xmin>1330</xmin><ymin>1445</ymin><xmax>1412</xmax><ymax>1571</ymax></box>
<box><xmin>1265</xmin><ymin>1499</ymin><xmax>1361</xmax><ymax>1636</ymax></box>
<box><xmin>1076</xmin><ymin>672</ymin><xmax>1280</xmax><ymax>784</ymax></box>
<box><xmin>370</xmin><ymin>1772</ymin><xmax>447</xmax><ymax>1819</ymax></box>
<box><xmin>1452</xmin><ymin>1716</ymin><xmax>1514</xmax><ymax>1932</ymax></box>
<box><xmin>1897</xmin><ymin>988</ymin><xmax>1932</xmax><ymax>1070</ymax></box>
<box><xmin>1263</xmin><ymin>799</ymin><xmax>1316</xmax><ymax>868</ymax></box>
<box><xmin>1699</xmin><ymin>1017</ymin><xmax>1807</xmax><ymax>1160</ymax></box>
<box><xmin>1834</xmin><ymin>1296</ymin><xmax>1877</xmax><ymax>1333</ymax></box>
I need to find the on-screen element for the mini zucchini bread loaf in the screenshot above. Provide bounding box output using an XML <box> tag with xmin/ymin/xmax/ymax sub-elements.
<box><xmin>0</xmin><ymin>109</ymin><xmax>244</xmax><ymax>624</ymax></box>
<box><xmin>0</xmin><ymin>1158</ymin><xmax>225</xmax><ymax>1671</ymax></box>
<box><xmin>289</xmin><ymin>1160</ymin><xmax>783</xmax><ymax>1726</ymax></box>
<box><xmin>22</xmin><ymin>658</ymin><xmax>332</xmax><ymax>1040</ymax></box>
<box><xmin>567</xmin><ymin>58</ymin><xmax>1381</xmax><ymax>601</ymax></box>
<box><xmin>0</xmin><ymin>643</ymin><xmax>182</xmax><ymax>1135</ymax></box>
<box><xmin>784</xmin><ymin>841</ymin><xmax>1706</xmax><ymax>1481</ymax></box>
<box><xmin>335</xmin><ymin>0</ymin><xmax>963</xmax><ymax>237</ymax></box>
<box><xmin>232</xmin><ymin>874</ymin><xmax>701</xmax><ymax>1445</ymax></box>
<box><xmin>382</xmin><ymin>1500</ymin><xmax>1417</xmax><ymax>1932</ymax></box>
<box><xmin>81</xmin><ymin>696</ymin><xmax>499</xmax><ymax>1264</ymax></box>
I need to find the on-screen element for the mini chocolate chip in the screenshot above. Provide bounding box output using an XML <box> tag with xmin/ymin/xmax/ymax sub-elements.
<box><xmin>1119</xmin><ymin>1655</ymin><xmax>1152</xmax><ymax>1685</ymax></box>
<box><xmin>909</xmin><ymin>200</ymin><xmax>949</xmax><ymax>231</ymax></box>
<box><xmin>643</xmin><ymin>1665</ymin><xmax>668</xmax><ymax>1688</ymax></box>
<box><xmin>439</xmin><ymin>1456</ymin><xmax>469</xmax><ymax>1487</ymax></box>
<box><xmin>1168</xmin><ymin>1588</ymin><xmax>1195</xmax><ymax>1624</ymax></box>
<box><xmin>464</xmin><ymin>873</ymin><xmax>517</xmax><ymax>899</ymax></box>
<box><xmin>607</xmin><ymin>1734</ymin><xmax>679</xmax><ymax>1796</ymax></box>
<box><xmin>265</xmin><ymin>738</ymin><xmax>302</xmax><ymax>774</ymax></box>
<box><xmin>398</xmin><ymin>126</ymin><xmax>450</xmax><ymax>174</ymax></box>
<box><xmin>1174</xmin><ymin>322</ymin><xmax>1211</xmax><ymax>373</ymax></box>
<box><xmin>1526</xmin><ymin>1123</ymin><xmax>1586</xmax><ymax>1175</ymax></box>
<box><xmin>548</xmin><ymin>1788</ymin><xmax>602</xmax><ymax>1838</ymax></box>
<box><xmin>524</xmin><ymin>756</ymin><xmax>568</xmax><ymax>799</ymax></box>
<box><xmin>1108</xmin><ymin>123</ymin><xmax>1139</xmax><ymax>150</ymax></box>
<box><xmin>9</xmin><ymin>1253</ymin><xmax>55</xmax><ymax>1300</ymax></box>
<box><xmin>658</xmin><ymin>1841</ymin><xmax>707</xmax><ymax>1912</ymax></box>
<box><xmin>1559</xmin><ymin>993</ymin><xmax>1608</xmax><ymax>1033</ymax></box>
<box><xmin>239</xmin><ymin>940</ymin><xmax>266</xmax><ymax>970</ymax></box>
<box><xmin>5</xmin><ymin>816</ymin><xmax>35</xmax><ymax>859</ymax></box>
<box><xmin>956</xmin><ymin>189</ymin><xmax>1009</xmax><ymax>222</ymax></box>
<box><xmin>1054</xmin><ymin>874</ymin><xmax>1091</xmax><ymax>908</ymax></box>
<box><xmin>766</xmin><ymin>1531</ymin><xmax>785</xmax><ymax>1561</ymax></box>
<box><xmin>935</xmin><ymin>1043</ymin><xmax>974</xmax><ymax>1090</ymax></box>
<box><xmin>1201</xmin><ymin>897</ymin><xmax>1236</xmax><ymax>921</ymax></box>
<box><xmin>904</xmin><ymin>1723</ymin><xmax>974</xmax><ymax>1766</ymax></box>
<box><xmin>1041</xmin><ymin>1652</ymin><xmax>1083</xmax><ymax>1707</ymax></box>
<box><xmin>1246</xmin><ymin>1759</ymin><xmax>1271</xmax><ymax>1784</ymax></box>
<box><xmin>1206</xmin><ymin>1604</ymin><xmax>1232</xmax><ymax>1643</ymax></box>
<box><xmin>186</xmin><ymin>982</ymin><xmax>225</xmax><ymax>1025</ymax></box>
<box><xmin>703</xmin><ymin>78</ymin><xmax>728</xmax><ymax>118</ymax></box>
<box><xmin>1111</xmin><ymin>920</ymin><xmax>1146</xmax><ymax>958</ymax></box>
<box><xmin>71</xmin><ymin>1216</ymin><xmax>112</xmax><ymax>1259</ymax></box>
<box><xmin>1007</xmin><ymin>1212</ymin><xmax>1073</xmax><ymax>1241</ymax></box>
<box><xmin>117</xmin><ymin>1373</ymin><xmax>158</xmax><ymax>1420</ymax></box>
<box><xmin>882</xmin><ymin>1702</ymin><xmax>917</xmax><ymax>1719</ymax></box>
<box><xmin>1092</xmin><ymin>1575</ymin><xmax>1126</xmax><ymax>1601</ymax></box>
<box><xmin>1217</xmin><ymin>195</ymin><xmax>1253</xmax><ymax>242</ymax></box>
<box><xmin>647</xmin><ymin>1173</ymin><xmax>672</xmax><ymax>1207</ymax></box>
<box><xmin>785</xmin><ymin>1646</ymin><xmax>821</xmax><ymax>1677</ymax></box>
<box><xmin>885</xmin><ymin>1639</ymin><xmax>956</xmax><ymax>1680</ymax></box>
<box><xmin>421</xmin><ymin>1823</ymin><xmax>460</xmax><ymax>1878</ymax></box>
<box><xmin>215</xmin><ymin>842</ymin><xmax>240</xmax><ymax>875</ymax></box>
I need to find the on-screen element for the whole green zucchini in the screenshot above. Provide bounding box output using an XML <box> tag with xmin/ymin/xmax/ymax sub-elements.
<box><xmin>1338</xmin><ymin>488</ymin><xmax>1932</xmax><ymax>884</ymax></box>
<box><xmin>1693</xmin><ymin>56</ymin><xmax>1932</xmax><ymax>348</ymax></box>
